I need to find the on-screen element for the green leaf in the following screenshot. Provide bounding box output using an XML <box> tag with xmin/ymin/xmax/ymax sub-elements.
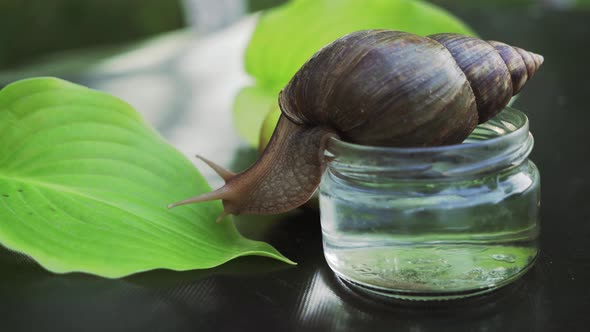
<box><xmin>233</xmin><ymin>86</ymin><xmax>277</xmax><ymax>147</ymax></box>
<box><xmin>234</xmin><ymin>0</ymin><xmax>476</xmax><ymax>147</ymax></box>
<box><xmin>258</xmin><ymin>104</ymin><xmax>282</xmax><ymax>151</ymax></box>
<box><xmin>0</xmin><ymin>77</ymin><xmax>294</xmax><ymax>278</ymax></box>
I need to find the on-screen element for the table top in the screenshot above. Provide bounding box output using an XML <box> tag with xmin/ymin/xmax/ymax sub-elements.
<box><xmin>1</xmin><ymin>4</ymin><xmax>589</xmax><ymax>332</ymax></box>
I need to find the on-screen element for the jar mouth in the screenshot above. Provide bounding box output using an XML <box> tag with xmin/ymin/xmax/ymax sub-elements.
<box><xmin>325</xmin><ymin>107</ymin><xmax>534</xmax><ymax>178</ymax></box>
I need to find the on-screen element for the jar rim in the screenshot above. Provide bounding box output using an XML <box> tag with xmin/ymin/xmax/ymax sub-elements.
<box><xmin>325</xmin><ymin>107</ymin><xmax>534</xmax><ymax>178</ymax></box>
<box><xmin>327</xmin><ymin>107</ymin><xmax>528</xmax><ymax>154</ymax></box>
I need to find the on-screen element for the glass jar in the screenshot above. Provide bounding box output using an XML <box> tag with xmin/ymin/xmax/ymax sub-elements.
<box><xmin>319</xmin><ymin>107</ymin><xmax>540</xmax><ymax>301</ymax></box>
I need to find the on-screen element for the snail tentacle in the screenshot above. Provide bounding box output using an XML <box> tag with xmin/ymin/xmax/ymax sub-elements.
<box><xmin>195</xmin><ymin>154</ymin><xmax>236</xmax><ymax>181</ymax></box>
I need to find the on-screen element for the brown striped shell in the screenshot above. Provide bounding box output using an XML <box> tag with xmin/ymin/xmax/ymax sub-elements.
<box><xmin>169</xmin><ymin>30</ymin><xmax>543</xmax><ymax>218</ymax></box>
<box><xmin>279</xmin><ymin>30</ymin><xmax>543</xmax><ymax>147</ymax></box>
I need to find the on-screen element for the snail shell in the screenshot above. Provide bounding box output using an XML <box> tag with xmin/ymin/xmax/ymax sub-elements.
<box><xmin>169</xmin><ymin>30</ymin><xmax>543</xmax><ymax>219</ymax></box>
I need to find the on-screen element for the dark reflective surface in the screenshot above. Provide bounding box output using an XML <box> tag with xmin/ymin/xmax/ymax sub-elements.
<box><xmin>2</xmin><ymin>5</ymin><xmax>590</xmax><ymax>332</ymax></box>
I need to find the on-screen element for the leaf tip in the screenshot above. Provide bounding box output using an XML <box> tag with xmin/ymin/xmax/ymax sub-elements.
<box><xmin>283</xmin><ymin>258</ymin><xmax>298</xmax><ymax>266</ymax></box>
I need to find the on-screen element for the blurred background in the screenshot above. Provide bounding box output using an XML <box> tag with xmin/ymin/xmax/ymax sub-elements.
<box><xmin>0</xmin><ymin>0</ymin><xmax>587</xmax><ymax>71</ymax></box>
<box><xmin>1</xmin><ymin>2</ymin><xmax>589</xmax><ymax>331</ymax></box>
<box><xmin>0</xmin><ymin>0</ymin><xmax>289</xmax><ymax>71</ymax></box>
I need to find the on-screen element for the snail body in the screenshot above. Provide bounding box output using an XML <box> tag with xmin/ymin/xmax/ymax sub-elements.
<box><xmin>169</xmin><ymin>30</ymin><xmax>543</xmax><ymax>219</ymax></box>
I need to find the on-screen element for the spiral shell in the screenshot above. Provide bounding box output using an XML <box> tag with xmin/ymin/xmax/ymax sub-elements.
<box><xmin>279</xmin><ymin>30</ymin><xmax>543</xmax><ymax>147</ymax></box>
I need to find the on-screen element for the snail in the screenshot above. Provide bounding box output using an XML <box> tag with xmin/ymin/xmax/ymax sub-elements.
<box><xmin>168</xmin><ymin>30</ymin><xmax>543</xmax><ymax>221</ymax></box>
